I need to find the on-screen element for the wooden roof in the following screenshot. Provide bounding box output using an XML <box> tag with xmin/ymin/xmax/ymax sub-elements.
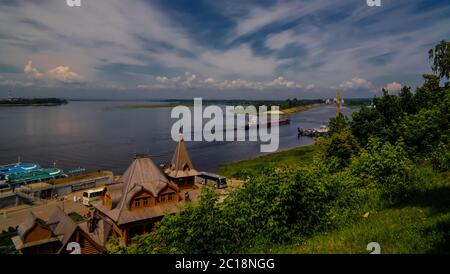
<box><xmin>165</xmin><ymin>138</ymin><xmax>198</xmax><ymax>178</ymax></box>
<box><xmin>47</xmin><ymin>207</ymin><xmax>78</xmax><ymax>252</ymax></box>
<box><xmin>95</xmin><ymin>154</ymin><xmax>183</xmax><ymax>225</ymax></box>
<box><xmin>96</xmin><ymin>187</ymin><xmax>201</xmax><ymax>225</ymax></box>
<box><xmin>78</xmin><ymin>218</ymin><xmax>112</xmax><ymax>248</ymax></box>
<box><xmin>17</xmin><ymin>211</ymin><xmax>41</xmax><ymax>240</ymax></box>
<box><xmin>13</xmin><ymin>207</ymin><xmax>78</xmax><ymax>252</ymax></box>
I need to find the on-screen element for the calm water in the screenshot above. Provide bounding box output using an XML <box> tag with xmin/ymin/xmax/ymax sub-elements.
<box><xmin>0</xmin><ymin>101</ymin><xmax>354</xmax><ymax>174</ymax></box>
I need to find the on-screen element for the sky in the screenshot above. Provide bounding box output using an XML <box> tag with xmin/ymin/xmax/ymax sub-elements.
<box><xmin>0</xmin><ymin>0</ymin><xmax>449</xmax><ymax>100</ymax></box>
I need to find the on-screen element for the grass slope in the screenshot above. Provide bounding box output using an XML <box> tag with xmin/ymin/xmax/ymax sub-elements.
<box><xmin>218</xmin><ymin>145</ymin><xmax>318</xmax><ymax>179</ymax></box>
<box><xmin>220</xmin><ymin>145</ymin><xmax>450</xmax><ymax>254</ymax></box>
<box><xmin>263</xmin><ymin>172</ymin><xmax>450</xmax><ymax>254</ymax></box>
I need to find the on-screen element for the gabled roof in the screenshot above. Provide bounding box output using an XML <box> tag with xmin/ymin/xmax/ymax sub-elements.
<box><xmin>17</xmin><ymin>211</ymin><xmax>45</xmax><ymax>240</ymax></box>
<box><xmin>13</xmin><ymin>207</ymin><xmax>78</xmax><ymax>252</ymax></box>
<box><xmin>96</xmin><ymin>187</ymin><xmax>201</xmax><ymax>225</ymax></box>
<box><xmin>165</xmin><ymin>138</ymin><xmax>198</xmax><ymax>178</ymax></box>
<box><xmin>47</xmin><ymin>207</ymin><xmax>78</xmax><ymax>252</ymax></box>
<box><xmin>78</xmin><ymin>218</ymin><xmax>112</xmax><ymax>248</ymax></box>
<box><xmin>95</xmin><ymin>154</ymin><xmax>179</xmax><ymax>224</ymax></box>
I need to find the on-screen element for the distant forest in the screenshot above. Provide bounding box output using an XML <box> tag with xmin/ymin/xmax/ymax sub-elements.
<box><xmin>0</xmin><ymin>98</ymin><xmax>68</xmax><ymax>106</ymax></box>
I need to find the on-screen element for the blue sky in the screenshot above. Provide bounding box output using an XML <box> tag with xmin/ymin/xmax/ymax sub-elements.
<box><xmin>0</xmin><ymin>0</ymin><xmax>449</xmax><ymax>99</ymax></box>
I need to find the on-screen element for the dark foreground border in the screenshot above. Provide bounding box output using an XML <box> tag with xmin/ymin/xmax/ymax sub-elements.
<box><xmin>1</xmin><ymin>254</ymin><xmax>444</xmax><ymax>273</ymax></box>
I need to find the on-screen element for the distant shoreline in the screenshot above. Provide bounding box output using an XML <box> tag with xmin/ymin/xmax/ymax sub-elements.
<box><xmin>0</xmin><ymin>98</ymin><xmax>68</xmax><ymax>107</ymax></box>
<box><xmin>115</xmin><ymin>101</ymin><xmax>325</xmax><ymax>113</ymax></box>
<box><xmin>0</xmin><ymin>103</ymin><xmax>62</xmax><ymax>107</ymax></box>
<box><xmin>282</xmin><ymin>103</ymin><xmax>323</xmax><ymax>115</ymax></box>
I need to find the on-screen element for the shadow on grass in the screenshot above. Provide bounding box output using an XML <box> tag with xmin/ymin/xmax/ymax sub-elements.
<box><xmin>422</xmin><ymin>218</ymin><xmax>450</xmax><ymax>254</ymax></box>
<box><xmin>395</xmin><ymin>186</ymin><xmax>450</xmax><ymax>215</ymax></box>
<box><xmin>391</xmin><ymin>186</ymin><xmax>450</xmax><ymax>254</ymax></box>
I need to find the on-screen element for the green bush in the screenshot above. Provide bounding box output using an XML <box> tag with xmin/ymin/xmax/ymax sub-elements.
<box><xmin>316</xmin><ymin>129</ymin><xmax>360</xmax><ymax>172</ymax></box>
<box><xmin>350</xmin><ymin>138</ymin><xmax>414</xmax><ymax>203</ymax></box>
<box><xmin>125</xmin><ymin>165</ymin><xmax>366</xmax><ymax>254</ymax></box>
<box><xmin>431</xmin><ymin>141</ymin><xmax>450</xmax><ymax>172</ymax></box>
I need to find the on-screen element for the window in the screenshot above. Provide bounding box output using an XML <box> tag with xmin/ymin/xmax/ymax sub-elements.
<box><xmin>168</xmin><ymin>193</ymin><xmax>174</xmax><ymax>201</ymax></box>
<box><xmin>157</xmin><ymin>195</ymin><xmax>168</xmax><ymax>203</ymax></box>
<box><xmin>134</xmin><ymin>199</ymin><xmax>141</xmax><ymax>208</ymax></box>
<box><xmin>143</xmin><ymin>198</ymin><xmax>149</xmax><ymax>207</ymax></box>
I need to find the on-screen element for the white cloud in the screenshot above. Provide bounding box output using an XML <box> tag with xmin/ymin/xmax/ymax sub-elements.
<box><xmin>232</xmin><ymin>4</ymin><xmax>294</xmax><ymax>39</ymax></box>
<box><xmin>266</xmin><ymin>30</ymin><xmax>298</xmax><ymax>50</ymax></box>
<box><xmin>24</xmin><ymin>60</ymin><xmax>44</xmax><ymax>79</ymax></box>
<box><xmin>306</xmin><ymin>84</ymin><xmax>315</xmax><ymax>90</ymax></box>
<box><xmin>2</xmin><ymin>0</ymin><xmax>450</xmax><ymax>98</ymax></box>
<box><xmin>155</xmin><ymin>76</ymin><xmax>181</xmax><ymax>84</ymax></box>
<box><xmin>140</xmin><ymin>73</ymin><xmax>307</xmax><ymax>91</ymax></box>
<box><xmin>339</xmin><ymin>77</ymin><xmax>373</xmax><ymax>90</ymax></box>
<box><xmin>199</xmin><ymin>44</ymin><xmax>284</xmax><ymax>78</ymax></box>
<box><xmin>200</xmin><ymin>77</ymin><xmax>217</xmax><ymax>85</ymax></box>
<box><xmin>267</xmin><ymin>76</ymin><xmax>296</xmax><ymax>88</ymax></box>
<box><xmin>47</xmin><ymin>66</ymin><xmax>83</xmax><ymax>83</ymax></box>
<box><xmin>23</xmin><ymin>60</ymin><xmax>84</xmax><ymax>84</ymax></box>
<box><xmin>384</xmin><ymin>81</ymin><xmax>402</xmax><ymax>91</ymax></box>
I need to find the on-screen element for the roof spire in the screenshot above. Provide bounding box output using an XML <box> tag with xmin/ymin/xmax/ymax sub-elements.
<box><xmin>166</xmin><ymin>139</ymin><xmax>198</xmax><ymax>178</ymax></box>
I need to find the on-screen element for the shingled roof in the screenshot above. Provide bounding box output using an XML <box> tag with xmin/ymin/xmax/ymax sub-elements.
<box><xmin>47</xmin><ymin>207</ymin><xmax>78</xmax><ymax>252</ymax></box>
<box><xmin>12</xmin><ymin>207</ymin><xmax>78</xmax><ymax>252</ymax></box>
<box><xmin>165</xmin><ymin>138</ymin><xmax>198</xmax><ymax>178</ymax></box>
<box><xmin>95</xmin><ymin>154</ymin><xmax>182</xmax><ymax>225</ymax></box>
<box><xmin>17</xmin><ymin>211</ymin><xmax>45</xmax><ymax>240</ymax></box>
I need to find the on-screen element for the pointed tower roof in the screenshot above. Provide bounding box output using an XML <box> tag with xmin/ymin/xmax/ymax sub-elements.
<box><xmin>166</xmin><ymin>138</ymin><xmax>198</xmax><ymax>178</ymax></box>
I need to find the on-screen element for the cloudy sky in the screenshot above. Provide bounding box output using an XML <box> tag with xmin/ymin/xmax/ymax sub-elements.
<box><xmin>0</xmin><ymin>0</ymin><xmax>449</xmax><ymax>99</ymax></box>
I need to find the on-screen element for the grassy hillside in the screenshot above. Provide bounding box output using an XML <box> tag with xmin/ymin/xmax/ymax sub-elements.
<box><xmin>251</xmin><ymin>171</ymin><xmax>450</xmax><ymax>254</ymax></box>
<box><xmin>218</xmin><ymin>145</ymin><xmax>318</xmax><ymax>179</ymax></box>
<box><xmin>220</xmin><ymin>146</ymin><xmax>450</xmax><ymax>254</ymax></box>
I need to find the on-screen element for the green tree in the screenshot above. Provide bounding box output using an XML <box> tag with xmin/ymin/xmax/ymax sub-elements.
<box><xmin>399</xmin><ymin>86</ymin><xmax>417</xmax><ymax>114</ymax></box>
<box><xmin>317</xmin><ymin>129</ymin><xmax>359</xmax><ymax>171</ymax></box>
<box><xmin>328</xmin><ymin>113</ymin><xmax>350</xmax><ymax>133</ymax></box>
<box><xmin>350</xmin><ymin>138</ymin><xmax>414</xmax><ymax>203</ymax></box>
<box><xmin>429</xmin><ymin>40</ymin><xmax>450</xmax><ymax>80</ymax></box>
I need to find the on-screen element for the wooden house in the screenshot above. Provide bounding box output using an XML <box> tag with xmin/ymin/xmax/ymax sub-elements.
<box><xmin>11</xmin><ymin>207</ymin><xmax>104</xmax><ymax>254</ymax></box>
<box><xmin>94</xmin><ymin>154</ymin><xmax>200</xmax><ymax>245</ymax></box>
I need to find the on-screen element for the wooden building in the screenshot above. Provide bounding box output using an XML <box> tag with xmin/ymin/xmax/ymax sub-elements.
<box><xmin>165</xmin><ymin>138</ymin><xmax>199</xmax><ymax>188</ymax></box>
<box><xmin>94</xmin><ymin>152</ymin><xmax>200</xmax><ymax>245</ymax></box>
<box><xmin>11</xmin><ymin>207</ymin><xmax>104</xmax><ymax>254</ymax></box>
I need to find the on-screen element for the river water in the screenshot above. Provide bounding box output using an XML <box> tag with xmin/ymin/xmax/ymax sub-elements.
<box><xmin>0</xmin><ymin>101</ymin><xmax>354</xmax><ymax>174</ymax></box>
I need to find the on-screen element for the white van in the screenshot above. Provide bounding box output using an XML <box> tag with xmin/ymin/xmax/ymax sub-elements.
<box><xmin>82</xmin><ymin>187</ymin><xmax>104</xmax><ymax>206</ymax></box>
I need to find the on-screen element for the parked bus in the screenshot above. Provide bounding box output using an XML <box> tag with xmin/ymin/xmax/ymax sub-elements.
<box><xmin>82</xmin><ymin>187</ymin><xmax>104</xmax><ymax>206</ymax></box>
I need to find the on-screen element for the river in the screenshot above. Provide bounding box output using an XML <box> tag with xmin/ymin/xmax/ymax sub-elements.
<box><xmin>0</xmin><ymin>101</ymin><xmax>354</xmax><ymax>174</ymax></box>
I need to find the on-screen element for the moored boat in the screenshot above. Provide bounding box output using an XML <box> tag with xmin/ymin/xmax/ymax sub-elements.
<box><xmin>0</xmin><ymin>162</ymin><xmax>40</xmax><ymax>180</ymax></box>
